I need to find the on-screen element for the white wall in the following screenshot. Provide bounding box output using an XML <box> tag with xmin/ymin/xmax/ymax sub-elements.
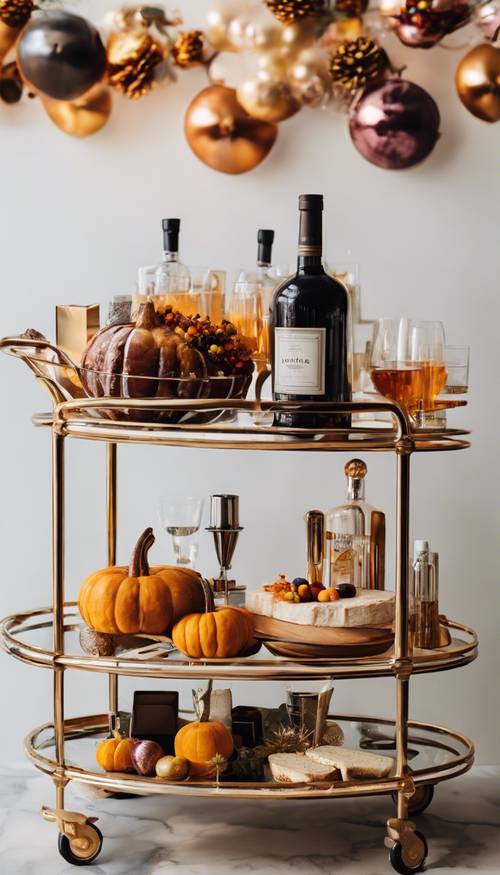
<box><xmin>1</xmin><ymin>1</ymin><xmax>499</xmax><ymax>764</ymax></box>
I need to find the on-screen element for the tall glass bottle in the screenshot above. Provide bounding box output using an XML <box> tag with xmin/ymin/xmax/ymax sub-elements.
<box><xmin>154</xmin><ymin>218</ymin><xmax>191</xmax><ymax>313</ymax></box>
<box><xmin>271</xmin><ymin>194</ymin><xmax>351</xmax><ymax>429</ymax></box>
<box><xmin>325</xmin><ymin>459</ymin><xmax>385</xmax><ymax>590</ymax></box>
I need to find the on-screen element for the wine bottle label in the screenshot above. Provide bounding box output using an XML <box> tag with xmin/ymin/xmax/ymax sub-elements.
<box><xmin>274</xmin><ymin>327</ymin><xmax>325</xmax><ymax>395</ymax></box>
<box><xmin>330</xmin><ymin>534</ymin><xmax>355</xmax><ymax>585</ymax></box>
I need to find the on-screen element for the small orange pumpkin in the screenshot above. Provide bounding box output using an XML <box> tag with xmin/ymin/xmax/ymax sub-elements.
<box><xmin>172</xmin><ymin>605</ymin><xmax>254</xmax><ymax>658</ymax></box>
<box><xmin>96</xmin><ymin>734</ymin><xmax>136</xmax><ymax>772</ymax></box>
<box><xmin>175</xmin><ymin>720</ymin><xmax>234</xmax><ymax>777</ymax></box>
<box><xmin>78</xmin><ymin>528</ymin><xmax>205</xmax><ymax>635</ymax></box>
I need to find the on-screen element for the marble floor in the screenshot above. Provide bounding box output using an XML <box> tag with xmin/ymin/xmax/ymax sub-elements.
<box><xmin>0</xmin><ymin>765</ymin><xmax>498</xmax><ymax>874</ymax></box>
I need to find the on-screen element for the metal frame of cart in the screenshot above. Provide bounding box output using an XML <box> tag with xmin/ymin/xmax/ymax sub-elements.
<box><xmin>0</xmin><ymin>336</ymin><xmax>476</xmax><ymax>874</ymax></box>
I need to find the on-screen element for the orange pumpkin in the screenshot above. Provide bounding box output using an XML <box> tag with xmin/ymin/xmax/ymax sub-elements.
<box><xmin>175</xmin><ymin>720</ymin><xmax>234</xmax><ymax>777</ymax></box>
<box><xmin>78</xmin><ymin>528</ymin><xmax>205</xmax><ymax>635</ymax></box>
<box><xmin>96</xmin><ymin>735</ymin><xmax>136</xmax><ymax>772</ymax></box>
<box><xmin>172</xmin><ymin>606</ymin><xmax>254</xmax><ymax>658</ymax></box>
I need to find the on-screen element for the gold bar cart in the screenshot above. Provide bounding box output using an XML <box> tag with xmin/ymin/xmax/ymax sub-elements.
<box><xmin>0</xmin><ymin>336</ymin><xmax>476</xmax><ymax>874</ymax></box>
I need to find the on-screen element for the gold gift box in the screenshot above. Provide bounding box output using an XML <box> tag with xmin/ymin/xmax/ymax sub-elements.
<box><xmin>56</xmin><ymin>304</ymin><xmax>100</xmax><ymax>363</ymax></box>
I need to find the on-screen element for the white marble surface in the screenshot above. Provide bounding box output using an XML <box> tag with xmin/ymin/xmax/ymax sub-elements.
<box><xmin>0</xmin><ymin>764</ymin><xmax>498</xmax><ymax>874</ymax></box>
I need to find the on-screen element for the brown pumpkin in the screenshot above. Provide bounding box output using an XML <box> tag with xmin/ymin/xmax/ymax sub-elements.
<box><xmin>80</xmin><ymin>301</ymin><xmax>207</xmax><ymax>418</ymax></box>
<box><xmin>175</xmin><ymin>720</ymin><xmax>234</xmax><ymax>777</ymax></box>
<box><xmin>78</xmin><ymin>528</ymin><xmax>205</xmax><ymax>635</ymax></box>
<box><xmin>172</xmin><ymin>605</ymin><xmax>254</xmax><ymax>659</ymax></box>
<box><xmin>96</xmin><ymin>734</ymin><xmax>136</xmax><ymax>772</ymax></box>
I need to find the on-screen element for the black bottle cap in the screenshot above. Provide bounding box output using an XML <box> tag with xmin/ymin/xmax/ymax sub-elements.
<box><xmin>257</xmin><ymin>228</ymin><xmax>274</xmax><ymax>264</ymax></box>
<box><xmin>299</xmin><ymin>194</ymin><xmax>323</xmax><ymax>211</ymax></box>
<box><xmin>162</xmin><ymin>218</ymin><xmax>180</xmax><ymax>252</ymax></box>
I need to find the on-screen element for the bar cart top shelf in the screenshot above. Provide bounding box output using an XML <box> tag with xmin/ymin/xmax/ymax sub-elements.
<box><xmin>1</xmin><ymin>335</ymin><xmax>469</xmax><ymax>453</ymax></box>
<box><xmin>31</xmin><ymin>397</ymin><xmax>469</xmax><ymax>453</ymax></box>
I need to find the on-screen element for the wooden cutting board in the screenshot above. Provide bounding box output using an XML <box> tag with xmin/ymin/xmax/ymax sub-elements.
<box><xmin>252</xmin><ymin>613</ymin><xmax>393</xmax><ymax>647</ymax></box>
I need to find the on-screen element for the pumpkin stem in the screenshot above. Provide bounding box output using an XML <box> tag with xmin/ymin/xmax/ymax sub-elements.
<box><xmin>135</xmin><ymin>300</ymin><xmax>162</xmax><ymax>330</ymax></box>
<box><xmin>129</xmin><ymin>527</ymin><xmax>155</xmax><ymax>577</ymax></box>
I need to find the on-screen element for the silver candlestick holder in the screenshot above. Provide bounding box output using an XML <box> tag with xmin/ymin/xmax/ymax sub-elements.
<box><xmin>206</xmin><ymin>495</ymin><xmax>245</xmax><ymax>605</ymax></box>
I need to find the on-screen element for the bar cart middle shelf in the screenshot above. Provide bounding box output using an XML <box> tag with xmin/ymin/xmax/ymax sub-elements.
<box><xmin>0</xmin><ymin>340</ymin><xmax>475</xmax><ymax>874</ymax></box>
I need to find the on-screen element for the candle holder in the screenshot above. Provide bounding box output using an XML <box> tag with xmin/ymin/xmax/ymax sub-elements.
<box><xmin>206</xmin><ymin>495</ymin><xmax>245</xmax><ymax>605</ymax></box>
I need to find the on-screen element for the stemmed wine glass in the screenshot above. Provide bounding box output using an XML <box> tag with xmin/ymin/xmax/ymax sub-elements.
<box><xmin>158</xmin><ymin>496</ymin><xmax>204</xmax><ymax>568</ymax></box>
<box><xmin>370</xmin><ymin>319</ymin><xmax>446</xmax><ymax>426</ymax></box>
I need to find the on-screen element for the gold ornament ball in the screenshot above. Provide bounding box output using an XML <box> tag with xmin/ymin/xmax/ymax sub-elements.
<box><xmin>41</xmin><ymin>82</ymin><xmax>112</xmax><ymax>137</ymax></box>
<box><xmin>0</xmin><ymin>19</ymin><xmax>20</xmax><ymax>64</ymax></box>
<box><xmin>244</xmin><ymin>9</ymin><xmax>283</xmax><ymax>51</ymax></box>
<box><xmin>184</xmin><ymin>84</ymin><xmax>278</xmax><ymax>174</ymax></box>
<box><xmin>455</xmin><ymin>43</ymin><xmax>500</xmax><ymax>123</ymax></box>
<box><xmin>206</xmin><ymin>1</ymin><xmax>248</xmax><ymax>52</ymax></box>
<box><xmin>237</xmin><ymin>70</ymin><xmax>301</xmax><ymax>122</ymax></box>
<box><xmin>288</xmin><ymin>47</ymin><xmax>332</xmax><ymax>106</ymax></box>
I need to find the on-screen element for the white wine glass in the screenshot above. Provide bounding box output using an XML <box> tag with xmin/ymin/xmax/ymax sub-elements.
<box><xmin>158</xmin><ymin>496</ymin><xmax>204</xmax><ymax>568</ymax></box>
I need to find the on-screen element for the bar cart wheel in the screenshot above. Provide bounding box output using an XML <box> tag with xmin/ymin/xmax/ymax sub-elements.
<box><xmin>58</xmin><ymin>823</ymin><xmax>103</xmax><ymax>866</ymax></box>
<box><xmin>392</xmin><ymin>784</ymin><xmax>434</xmax><ymax>816</ymax></box>
<box><xmin>386</xmin><ymin>821</ymin><xmax>428</xmax><ymax>875</ymax></box>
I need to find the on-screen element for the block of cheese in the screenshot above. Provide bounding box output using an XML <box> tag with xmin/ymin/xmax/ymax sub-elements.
<box><xmin>268</xmin><ymin>753</ymin><xmax>340</xmax><ymax>784</ymax></box>
<box><xmin>305</xmin><ymin>745</ymin><xmax>394</xmax><ymax>781</ymax></box>
<box><xmin>246</xmin><ymin>588</ymin><xmax>394</xmax><ymax>628</ymax></box>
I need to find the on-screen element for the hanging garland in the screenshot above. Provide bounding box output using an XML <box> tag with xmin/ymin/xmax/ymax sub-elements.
<box><xmin>0</xmin><ymin>0</ymin><xmax>498</xmax><ymax>172</ymax></box>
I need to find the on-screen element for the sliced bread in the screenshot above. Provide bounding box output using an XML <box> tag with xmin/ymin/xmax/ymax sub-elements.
<box><xmin>305</xmin><ymin>745</ymin><xmax>394</xmax><ymax>781</ymax></box>
<box><xmin>268</xmin><ymin>752</ymin><xmax>340</xmax><ymax>784</ymax></box>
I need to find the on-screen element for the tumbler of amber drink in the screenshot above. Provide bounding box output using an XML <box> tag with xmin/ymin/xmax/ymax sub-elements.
<box><xmin>225</xmin><ymin>281</ymin><xmax>263</xmax><ymax>360</ymax></box>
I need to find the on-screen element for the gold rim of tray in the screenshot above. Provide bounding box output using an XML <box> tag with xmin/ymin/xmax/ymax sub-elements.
<box><xmin>24</xmin><ymin>712</ymin><xmax>474</xmax><ymax>800</ymax></box>
<box><xmin>0</xmin><ymin>605</ymin><xmax>478</xmax><ymax>681</ymax></box>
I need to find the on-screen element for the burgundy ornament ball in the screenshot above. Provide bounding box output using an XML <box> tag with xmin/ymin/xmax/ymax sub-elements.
<box><xmin>17</xmin><ymin>10</ymin><xmax>106</xmax><ymax>101</ymax></box>
<box><xmin>349</xmin><ymin>79</ymin><xmax>441</xmax><ymax>170</ymax></box>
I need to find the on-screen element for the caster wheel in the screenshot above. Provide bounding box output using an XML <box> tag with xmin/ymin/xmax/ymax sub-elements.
<box><xmin>389</xmin><ymin>831</ymin><xmax>428</xmax><ymax>875</ymax></box>
<box><xmin>58</xmin><ymin>824</ymin><xmax>103</xmax><ymax>866</ymax></box>
<box><xmin>392</xmin><ymin>784</ymin><xmax>434</xmax><ymax>816</ymax></box>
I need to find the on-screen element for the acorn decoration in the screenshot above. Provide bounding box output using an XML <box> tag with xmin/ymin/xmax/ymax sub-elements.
<box><xmin>331</xmin><ymin>36</ymin><xmax>390</xmax><ymax>92</ymax></box>
<box><xmin>265</xmin><ymin>0</ymin><xmax>326</xmax><ymax>24</ymax></box>
<box><xmin>0</xmin><ymin>0</ymin><xmax>33</xmax><ymax>28</ymax></box>
<box><xmin>107</xmin><ymin>29</ymin><xmax>166</xmax><ymax>99</ymax></box>
<box><xmin>172</xmin><ymin>30</ymin><xmax>206</xmax><ymax>68</ymax></box>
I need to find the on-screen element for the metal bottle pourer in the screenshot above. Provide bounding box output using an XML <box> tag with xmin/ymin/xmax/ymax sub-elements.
<box><xmin>206</xmin><ymin>495</ymin><xmax>245</xmax><ymax>605</ymax></box>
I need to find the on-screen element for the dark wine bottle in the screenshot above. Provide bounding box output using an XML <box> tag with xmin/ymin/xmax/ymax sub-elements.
<box><xmin>271</xmin><ymin>194</ymin><xmax>351</xmax><ymax>429</ymax></box>
<box><xmin>257</xmin><ymin>228</ymin><xmax>274</xmax><ymax>270</ymax></box>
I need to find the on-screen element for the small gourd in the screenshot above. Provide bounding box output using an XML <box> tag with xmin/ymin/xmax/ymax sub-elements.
<box><xmin>172</xmin><ymin>602</ymin><xmax>254</xmax><ymax>659</ymax></box>
<box><xmin>78</xmin><ymin>527</ymin><xmax>205</xmax><ymax>635</ymax></box>
<box><xmin>96</xmin><ymin>734</ymin><xmax>136</xmax><ymax>772</ymax></box>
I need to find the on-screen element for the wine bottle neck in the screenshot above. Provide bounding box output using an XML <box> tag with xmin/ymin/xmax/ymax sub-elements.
<box><xmin>297</xmin><ymin>199</ymin><xmax>323</xmax><ymax>270</ymax></box>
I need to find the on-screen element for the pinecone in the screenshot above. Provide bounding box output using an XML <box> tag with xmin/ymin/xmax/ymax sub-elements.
<box><xmin>0</xmin><ymin>0</ymin><xmax>34</xmax><ymax>28</ymax></box>
<box><xmin>172</xmin><ymin>30</ymin><xmax>205</xmax><ymax>68</ymax></box>
<box><xmin>330</xmin><ymin>36</ymin><xmax>389</xmax><ymax>92</ymax></box>
<box><xmin>107</xmin><ymin>30</ymin><xmax>166</xmax><ymax>100</ymax></box>
<box><xmin>265</xmin><ymin>0</ymin><xmax>326</xmax><ymax>24</ymax></box>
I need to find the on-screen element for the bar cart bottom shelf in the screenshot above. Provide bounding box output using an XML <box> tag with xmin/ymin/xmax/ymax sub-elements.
<box><xmin>26</xmin><ymin>712</ymin><xmax>474</xmax><ymax>871</ymax></box>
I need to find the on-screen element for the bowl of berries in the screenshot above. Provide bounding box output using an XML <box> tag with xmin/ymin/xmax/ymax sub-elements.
<box><xmin>79</xmin><ymin>301</ymin><xmax>255</xmax><ymax>424</ymax></box>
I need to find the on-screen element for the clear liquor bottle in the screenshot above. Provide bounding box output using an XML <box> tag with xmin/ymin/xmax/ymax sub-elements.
<box><xmin>325</xmin><ymin>459</ymin><xmax>385</xmax><ymax>590</ymax></box>
<box><xmin>154</xmin><ymin>218</ymin><xmax>191</xmax><ymax>313</ymax></box>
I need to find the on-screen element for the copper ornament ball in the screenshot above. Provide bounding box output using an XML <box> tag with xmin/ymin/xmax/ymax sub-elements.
<box><xmin>41</xmin><ymin>82</ymin><xmax>112</xmax><ymax>138</ymax></box>
<box><xmin>349</xmin><ymin>79</ymin><xmax>441</xmax><ymax>170</ymax></box>
<box><xmin>184</xmin><ymin>85</ymin><xmax>278</xmax><ymax>174</ymax></box>
<box><xmin>17</xmin><ymin>10</ymin><xmax>106</xmax><ymax>101</ymax></box>
<box><xmin>455</xmin><ymin>43</ymin><xmax>500</xmax><ymax>123</ymax></box>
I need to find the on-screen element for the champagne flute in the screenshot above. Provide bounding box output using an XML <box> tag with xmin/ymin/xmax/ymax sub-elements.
<box><xmin>158</xmin><ymin>496</ymin><xmax>204</xmax><ymax>568</ymax></box>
